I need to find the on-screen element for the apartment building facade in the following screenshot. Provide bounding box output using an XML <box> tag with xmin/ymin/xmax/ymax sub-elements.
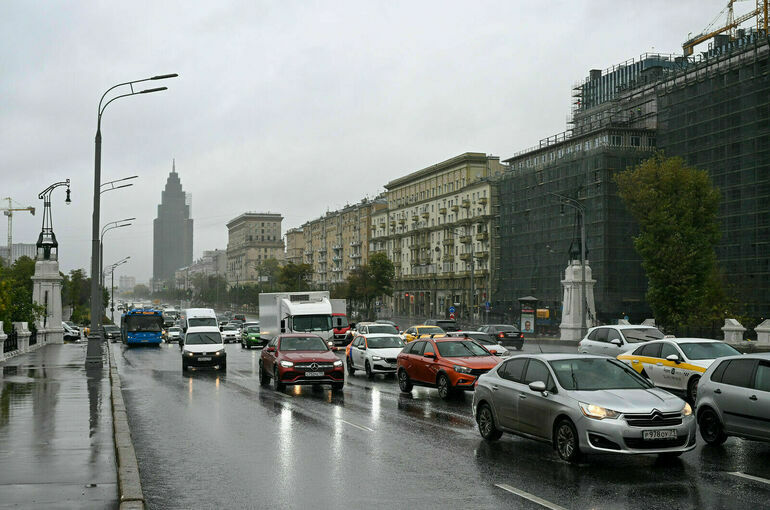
<box><xmin>226</xmin><ymin>213</ymin><xmax>284</xmax><ymax>286</ymax></box>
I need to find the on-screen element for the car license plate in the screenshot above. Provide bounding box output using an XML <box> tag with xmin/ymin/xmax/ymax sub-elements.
<box><xmin>642</xmin><ymin>429</ymin><xmax>677</xmax><ymax>440</ymax></box>
<box><xmin>197</xmin><ymin>357</ymin><xmax>211</xmax><ymax>361</ymax></box>
<box><xmin>305</xmin><ymin>371</ymin><xmax>324</xmax><ymax>377</ymax></box>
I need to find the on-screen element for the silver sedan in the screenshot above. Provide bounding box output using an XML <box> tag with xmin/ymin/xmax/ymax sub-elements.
<box><xmin>472</xmin><ymin>353</ymin><xmax>696</xmax><ymax>462</ymax></box>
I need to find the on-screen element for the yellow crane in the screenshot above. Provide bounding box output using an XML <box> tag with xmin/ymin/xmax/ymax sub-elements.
<box><xmin>1</xmin><ymin>197</ymin><xmax>35</xmax><ymax>264</ymax></box>
<box><xmin>683</xmin><ymin>0</ymin><xmax>768</xmax><ymax>56</ymax></box>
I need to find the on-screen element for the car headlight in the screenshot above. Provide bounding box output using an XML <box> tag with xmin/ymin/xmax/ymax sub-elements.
<box><xmin>579</xmin><ymin>402</ymin><xmax>619</xmax><ymax>420</ymax></box>
<box><xmin>214</xmin><ymin>349</ymin><xmax>225</xmax><ymax>356</ymax></box>
<box><xmin>184</xmin><ymin>351</ymin><xmax>194</xmax><ymax>357</ymax></box>
<box><xmin>333</xmin><ymin>359</ymin><xmax>343</xmax><ymax>367</ymax></box>
<box><xmin>372</xmin><ymin>356</ymin><xmax>383</xmax><ymax>361</ymax></box>
<box><xmin>280</xmin><ymin>360</ymin><xmax>294</xmax><ymax>368</ymax></box>
<box><xmin>682</xmin><ymin>402</ymin><xmax>693</xmax><ymax>416</ymax></box>
<box><xmin>453</xmin><ymin>365</ymin><xmax>472</xmax><ymax>374</ymax></box>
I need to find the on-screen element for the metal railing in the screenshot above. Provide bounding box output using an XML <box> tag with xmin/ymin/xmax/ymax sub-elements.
<box><xmin>29</xmin><ymin>329</ymin><xmax>38</xmax><ymax>346</ymax></box>
<box><xmin>4</xmin><ymin>330</ymin><xmax>18</xmax><ymax>353</ymax></box>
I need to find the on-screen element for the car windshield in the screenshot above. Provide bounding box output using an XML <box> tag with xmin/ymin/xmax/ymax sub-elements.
<box><xmin>292</xmin><ymin>315</ymin><xmax>332</xmax><ymax>332</ymax></box>
<box><xmin>367</xmin><ymin>335</ymin><xmax>404</xmax><ymax>349</ymax></box>
<box><xmin>622</xmin><ymin>328</ymin><xmax>665</xmax><ymax>343</ymax></box>
<box><xmin>368</xmin><ymin>324</ymin><xmax>398</xmax><ymax>334</ymax></box>
<box><xmin>436</xmin><ymin>341</ymin><xmax>489</xmax><ymax>357</ymax></box>
<box><xmin>679</xmin><ymin>342</ymin><xmax>740</xmax><ymax>360</ymax></box>
<box><xmin>169</xmin><ymin>328</ymin><xmax>181</xmax><ymax>333</ymax></box>
<box><xmin>465</xmin><ymin>333</ymin><xmax>496</xmax><ymax>345</ymax></box>
<box><xmin>549</xmin><ymin>358</ymin><xmax>652</xmax><ymax>390</ymax></box>
<box><xmin>189</xmin><ymin>317</ymin><xmax>217</xmax><ymax>327</ymax></box>
<box><xmin>417</xmin><ymin>326</ymin><xmax>444</xmax><ymax>335</ymax></box>
<box><xmin>65</xmin><ymin>321</ymin><xmax>76</xmax><ymax>328</ymax></box>
<box><xmin>104</xmin><ymin>325</ymin><xmax>120</xmax><ymax>332</ymax></box>
<box><xmin>246</xmin><ymin>326</ymin><xmax>260</xmax><ymax>333</ymax></box>
<box><xmin>279</xmin><ymin>336</ymin><xmax>328</xmax><ymax>351</ymax></box>
<box><xmin>185</xmin><ymin>332</ymin><xmax>222</xmax><ymax>345</ymax></box>
<box><xmin>224</xmin><ymin>325</ymin><xmax>237</xmax><ymax>331</ymax></box>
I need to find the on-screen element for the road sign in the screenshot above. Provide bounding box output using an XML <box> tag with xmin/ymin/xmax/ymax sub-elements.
<box><xmin>485</xmin><ymin>302</ymin><xmax>491</xmax><ymax>311</ymax></box>
<box><xmin>449</xmin><ymin>312</ymin><xmax>455</xmax><ymax>320</ymax></box>
<box><xmin>448</xmin><ymin>306</ymin><xmax>456</xmax><ymax>314</ymax></box>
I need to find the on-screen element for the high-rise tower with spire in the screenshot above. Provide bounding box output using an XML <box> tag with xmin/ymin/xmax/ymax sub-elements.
<box><xmin>153</xmin><ymin>159</ymin><xmax>193</xmax><ymax>288</ymax></box>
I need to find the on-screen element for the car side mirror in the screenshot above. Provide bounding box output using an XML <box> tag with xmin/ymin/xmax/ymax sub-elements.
<box><xmin>360</xmin><ymin>346</ymin><xmax>366</xmax><ymax>351</ymax></box>
<box><xmin>424</xmin><ymin>351</ymin><xmax>436</xmax><ymax>359</ymax></box>
<box><xmin>528</xmin><ymin>381</ymin><xmax>547</xmax><ymax>393</ymax></box>
<box><xmin>267</xmin><ymin>346</ymin><xmax>275</xmax><ymax>352</ymax></box>
<box><xmin>610</xmin><ymin>338</ymin><xmax>622</xmax><ymax>346</ymax></box>
<box><xmin>666</xmin><ymin>354</ymin><xmax>680</xmax><ymax>364</ymax></box>
<box><xmin>280</xmin><ymin>320</ymin><xmax>286</xmax><ymax>333</ymax></box>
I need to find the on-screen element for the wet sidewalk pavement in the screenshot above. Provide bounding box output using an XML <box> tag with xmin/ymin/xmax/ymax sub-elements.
<box><xmin>0</xmin><ymin>343</ymin><xmax>118</xmax><ymax>509</ymax></box>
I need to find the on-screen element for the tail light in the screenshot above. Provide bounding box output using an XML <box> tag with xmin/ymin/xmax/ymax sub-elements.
<box><xmin>498</xmin><ymin>333</ymin><xmax>505</xmax><ymax>339</ymax></box>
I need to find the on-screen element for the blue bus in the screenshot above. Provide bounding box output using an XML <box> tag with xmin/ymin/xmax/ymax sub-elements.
<box><xmin>121</xmin><ymin>308</ymin><xmax>164</xmax><ymax>345</ymax></box>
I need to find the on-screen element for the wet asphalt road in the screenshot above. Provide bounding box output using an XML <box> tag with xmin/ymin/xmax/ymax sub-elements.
<box><xmin>113</xmin><ymin>341</ymin><xmax>770</xmax><ymax>510</ymax></box>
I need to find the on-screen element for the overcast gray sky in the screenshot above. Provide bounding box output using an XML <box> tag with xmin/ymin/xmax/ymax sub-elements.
<box><xmin>1</xmin><ymin>0</ymin><xmax>727</xmax><ymax>283</ymax></box>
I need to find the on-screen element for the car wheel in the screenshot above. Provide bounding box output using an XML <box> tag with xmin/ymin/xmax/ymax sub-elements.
<box><xmin>182</xmin><ymin>360</ymin><xmax>188</xmax><ymax>372</ymax></box>
<box><xmin>346</xmin><ymin>356</ymin><xmax>356</xmax><ymax>376</ymax></box>
<box><xmin>365</xmin><ymin>360</ymin><xmax>374</xmax><ymax>380</ymax></box>
<box><xmin>699</xmin><ymin>408</ymin><xmax>728</xmax><ymax>445</ymax></box>
<box><xmin>258</xmin><ymin>361</ymin><xmax>270</xmax><ymax>387</ymax></box>
<box><xmin>398</xmin><ymin>368</ymin><xmax>413</xmax><ymax>393</ymax></box>
<box><xmin>687</xmin><ymin>376</ymin><xmax>700</xmax><ymax>403</ymax></box>
<box><xmin>516</xmin><ymin>345</ymin><xmax>523</xmax><ymax>351</ymax></box>
<box><xmin>437</xmin><ymin>373</ymin><xmax>452</xmax><ymax>400</ymax></box>
<box><xmin>273</xmin><ymin>367</ymin><xmax>285</xmax><ymax>391</ymax></box>
<box><xmin>332</xmin><ymin>382</ymin><xmax>344</xmax><ymax>391</ymax></box>
<box><xmin>477</xmin><ymin>403</ymin><xmax>503</xmax><ymax>441</ymax></box>
<box><xmin>555</xmin><ymin>419</ymin><xmax>581</xmax><ymax>463</ymax></box>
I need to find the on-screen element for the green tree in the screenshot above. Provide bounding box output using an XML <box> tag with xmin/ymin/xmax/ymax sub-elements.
<box><xmin>254</xmin><ymin>258</ymin><xmax>281</xmax><ymax>291</ymax></box>
<box><xmin>0</xmin><ymin>256</ymin><xmax>44</xmax><ymax>333</ymax></box>
<box><xmin>614</xmin><ymin>154</ymin><xmax>727</xmax><ymax>335</ymax></box>
<box><xmin>346</xmin><ymin>253</ymin><xmax>394</xmax><ymax>319</ymax></box>
<box><xmin>278</xmin><ymin>263</ymin><xmax>313</xmax><ymax>291</ymax></box>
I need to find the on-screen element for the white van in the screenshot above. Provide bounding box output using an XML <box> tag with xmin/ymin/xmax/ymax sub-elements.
<box><xmin>180</xmin><ymin>308</ymin><xmax>218</xmax><ymax>333</ymax></box>
<box><xmin>182</xmin><ymin>326</ymin><xmax>226</xmax><ymax>371</ymax></box>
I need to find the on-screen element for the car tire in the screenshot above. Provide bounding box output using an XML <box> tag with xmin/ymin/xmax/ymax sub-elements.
<box><xmin>332</xmin><ymin>382</ymin><xmax>344</xmax><ymax>391</ymax></box>
<box><xmin>398</xmin><ymin>368</ymin><xmax>413</xmax><ymax>393</ymax></box>
<box><xmin>554</xmin><ymin>419</ymin><xmax>581</xmax><ymax>463</ymax></box>
<box><xmin>182</xmin><ymin>360</ymin><xmax>188</xmax><ymax>372</ymax></box>
<box><xmin>346</xmin><ymin>357</ymin><xmax>356</xmax><ymax>376</ymax></box>
<box><xmin>699</xmin><ymin>408</ymin><xmax>728</xmax><ymax>446</ymax></box>
<box><xmin>477</xmin><ymin>403</ymin><xmax>503</xmax><ymax>441</ymax></box>
<box><xmin>437</xmin><ymin>373</ymin><xmax>453</xmax><ymax>400</ymax></box>
<box><xmin>365</xmin><ymin>360</ymin><xmax>374</xmax><ymax>380</ymax></box>
<box><xmin>516</xmin><ymin>345</ymin><xmax>523</xmax><ymax>351</ymax></box>
<box><xmin>687</xmin><ymin>376</ymin><xmax>700</xmax><ymax>404</ymax></box>
<box><xmin>258</xmin><ymin>361</ymin><xmax>270</xmax><ymax>387</ymax></box>
<box><xmin>273</xmin><ymin>367</ymin><xmax>285</xmax><ymax>391</ymax></box>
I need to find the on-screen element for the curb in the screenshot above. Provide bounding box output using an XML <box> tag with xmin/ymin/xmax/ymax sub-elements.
<box><xmin>107</xmin><ymin>342</ymin><xmax>146</xmax><ymax>510</ymax></box>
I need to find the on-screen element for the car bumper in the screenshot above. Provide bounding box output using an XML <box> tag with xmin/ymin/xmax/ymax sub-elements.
<box><xmin>371</xmin><ymin>361</ymin><xmax>398</xmax><ymax>373</ymax></box>
<box><xmin>576</xmin><ymin>414</ymin><xmax>697</xmax><ymax>455</ymax></box>
<box><xmin>184</xmin><ymin>354</ymin><xmax>226</xmax><ymax>367</ymax></box>
<box><xmin>278</xmin><ymin>368</ymin><xmax>345</xmax><ymax>385</ymax></box>
<box><xmin>244</xmin><ymin>337</ymin><xmax>263</xmax><ymax>346</ymax></box>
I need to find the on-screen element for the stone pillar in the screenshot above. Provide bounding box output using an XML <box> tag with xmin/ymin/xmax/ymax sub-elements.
<box><xmin>722</xmin><ymin>319</ymin><xmax>746</xmax><ymax>343</ymax></box>
<box><xmin>617</xmin><ymin>319</ymin><xmax>631</xmax><ymax>326</ymax></box>
<box><xmin>32</xmin><ymin>258</ymin><xmax>64</xmax><ymax>344</ymax></box>
<box><xmin>559</xmin><ymin>259</ymin><xmax>596</xmax><ymax>341</ymax></box>
<box><xmin>641</xmin><ymin>318</ymin><xmax>656</xmax><ymax>327</ymax></box>
<box><xmin>755</xmin><ymin>320</ymin><xmax>770</xmax><ymax>345</ymax></box>
<box><xmin>13</xmin><ymin>322</ymin><xmax>30</xmax><ymax>352</ymax></box>
<box><xmin>0</xmin><ymin>322</ymin><xmax>7</xmax><ymax>362</ymax></box>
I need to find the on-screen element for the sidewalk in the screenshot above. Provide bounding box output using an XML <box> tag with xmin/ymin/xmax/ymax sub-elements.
<box><xmin>0</xmin><ymin>343</ymin><xmax>118</xmax><ymax>509</ymax></box>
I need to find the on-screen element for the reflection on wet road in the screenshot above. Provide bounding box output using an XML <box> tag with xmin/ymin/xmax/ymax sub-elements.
<box><xmin>114</xmin><ymin>343</ymin><xmax>770</xmax><ymax>510</ymax></box>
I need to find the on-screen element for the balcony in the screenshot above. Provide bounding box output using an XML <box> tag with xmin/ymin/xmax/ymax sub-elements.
<box><xmin>411</xmin><ymin>214</ymin><xmax>419</xmax><ymax>222</ymax></box>
<box><xmin>442</xmin><ymin>254</ymin><xmax>454</xmax><ymax>262</ymax></box>
<box><xmin>331</xmin><ymin>267</ymin><xmax>342</xmax><ymax>273</ymax></box>
<box><xmin>398</xmin><ymin>218</ymin><xmax>406</xmax><ymax>225</ymax></box>
<box><xmin>317</xmin><ymin>246</ymin><xmax>327</xmax><ymax>254</ymax></box>
<box><xmin>462</xmin><ymin>199</ymin><xmax>471</xmax><ymax>208</ymax></box>
<box><xmin>460</xmin><ymin>253</ymin><xmax>471</xmax><ymax>261</ymax></box>
<box><xmin>350</xmin><ymin>240</ymin><xmax>362</xmax><ymax>247</ymax></box>
<box><xmin>460</xmin><ymin>235</ymin><xmax>472</xmax><ymax>244</ymax></box>
<box><xmin>478</xmin><ymin>197</ymin><xmax>488</xmax><ymax>205</ymax></box>
<box><xmin>451</xmin><ymin>205</ymin><xmax>459</xmax><ymax>212</ymax></box>
<box><xmin>421</xmin><ymin>212</ymin><xmax>429</xmax><ymax>219</ymax></box>
<box><xmin>474</xmin><ymin>251</ymin><xmax>489</xmax><ymax>259</ymax></box>
<box><xmin>442</xmin><ymin>237</ymin><xmax>454</xmax><ymax>245</ymax></box>
<box><xmin>350</xmin><ymin>253</ymin><xmax>362</xmax><ymax>259</ymax></box>
<box><xmin>332</xmin><ymin>255</ymin><xmax>342</xmax><ymax>262</ymax></box>
<box><xmin>476</xmin><ymin>232</ymin><xmax>489</xmax><ymax>241</ymax></box>
<box><xmin>439</xmin><ymin>207</ymin><xmax>447</xmax><ymax>215</ymax></box>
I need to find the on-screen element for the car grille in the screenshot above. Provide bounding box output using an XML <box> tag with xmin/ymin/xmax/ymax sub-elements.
<box><xmin>624</xmin><ymin>436</ymin><xmax>687</xmax><ymax>449</ymax></box>
<box><xmin>294</xmin><ymin>362</ymin><xmax>335</xmax><ymax>371</ymax></box>
<box><xmin>469</xmin><ymin>368</ymin><xmax>490</xmax><ymax>377</ymax></box>
<box><xmin>624</xmin><ymin>411</ymin><xmax>682</xmax><ymax>428</ymax></box>
<box><xmin>385</xmin><ymin>358</ymin><xmax>397</xmax><ymax>364</ymax></box>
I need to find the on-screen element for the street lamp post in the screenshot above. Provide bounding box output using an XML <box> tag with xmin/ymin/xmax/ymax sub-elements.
<box><xmin>100</xmin><ymin>218</ymin><xmax>134</xmax><ymax>292</ymax></box>
<box><xmin>87</xmin><ymin>73</ymin><xmax>177</xmax><ymax>365</ymax></box>
<box><xmin>549</xmin><ymin>192</ymin><xmax>587</xmax><ymax>338</ymax></box>
<box><xmin>104</xmin><ymin>257</ymin><xmax>129</xmax><ymax>324</ymax></box>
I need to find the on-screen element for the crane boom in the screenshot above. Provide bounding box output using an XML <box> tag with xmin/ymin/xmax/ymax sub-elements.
<box><xmin>1</xmin><ymin>197</ymin><xmax>35</xmax><ymax>264</ymax></box>
<box><xmin>683</xmin><ymin>1</ymin><xmax>765</xmax><ymax>55</ymax></box>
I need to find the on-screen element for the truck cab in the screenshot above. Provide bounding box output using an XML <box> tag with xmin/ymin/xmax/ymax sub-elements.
<box><xmin>259</xmin><ymin>292</ymin><xmax>335</xmax><ymax>346</ymax></box>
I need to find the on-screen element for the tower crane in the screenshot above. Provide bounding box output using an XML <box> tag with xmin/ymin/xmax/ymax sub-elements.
<box><xmin>683</xmin><ymin>0</ymin><xmax>768</xmax><ymax>56</ymax></box>
<box><xmin>1</xmin><ymin>197</ymin><xmax>35</xmax><ymax>264</ymax></box>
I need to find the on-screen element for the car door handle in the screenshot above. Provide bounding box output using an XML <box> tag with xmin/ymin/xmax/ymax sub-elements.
<box><xmin>750</xmin><ymin>395</ymin><xmax>758</xmax><ymax>401</ymax></box>
<box><xmin>491</xmin><ymin>385</ymin><xmax>498</xmax><ymax>391</ymax></box>
<box><xmin>714</xmin><ymin>388</ymin><xmax>722</xmax><ymax>394</ymax></box>
<box><xmin>519</xmin><ymin>394</ymin><xmax>527</xmax><ymax>399</ymax></box>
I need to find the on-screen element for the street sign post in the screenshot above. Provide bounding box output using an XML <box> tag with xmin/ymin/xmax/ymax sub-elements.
<box><xmin>448</xmin><ymin>306</ymin><xmax>456</xmax><ymax>314</ymax></box>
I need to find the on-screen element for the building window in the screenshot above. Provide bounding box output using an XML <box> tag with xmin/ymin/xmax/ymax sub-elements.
<box><xmin>611</xmin><ymin>135</ymin><xmax>623</xmax><ymax>146</ymax></box>
<box><xmin>648</xmin><ymin>137</ymin><xmax>656</xmax><ymax>147</ymax></box>
<box><xmin>630</xmin><ymin>136</ymin><xmax>641</xmax><ymax>147</ymax></box>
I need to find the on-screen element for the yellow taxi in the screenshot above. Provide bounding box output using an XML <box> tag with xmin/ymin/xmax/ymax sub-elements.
<box><xmin>402</xmin><ymin>325</ymin><xmax>445</xmax><ymax>343</ymax></box>
<box><xmin>617</xmin><ymin>338</ymin><xmax>740</xmax><ymax>402</ymax></box>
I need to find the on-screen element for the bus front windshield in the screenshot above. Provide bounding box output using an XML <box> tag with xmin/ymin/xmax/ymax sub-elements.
<box><xmin>292</xmin><ymin>315</ymin><xmax>332</xmax><ymax>332</ymax></box>
<box><xmin>126</xmin><ymin>315</ymin><xmax>163</xmax><ymax>332</ymax></box>
<box><xmin>188</xmin><ymin>317</ymin><xmax>217</xmax><ymax>328</ymax></box>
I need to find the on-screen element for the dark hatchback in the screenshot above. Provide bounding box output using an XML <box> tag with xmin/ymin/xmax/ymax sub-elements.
<box><xmin>478</xmin><ymin>324</ymin><xmax>524</xmax><ymax>350</ymax></box>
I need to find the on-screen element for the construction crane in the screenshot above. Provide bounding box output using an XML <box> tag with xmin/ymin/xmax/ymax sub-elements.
<box><xmin>683</xmin><ymin>0</ymin><xmax>768</xmax><ymax>56</ymax></box>
<box><xmin>1</xmin><ymin>197</ymin><xmax>35</xmax><ymax>264</ymax></box>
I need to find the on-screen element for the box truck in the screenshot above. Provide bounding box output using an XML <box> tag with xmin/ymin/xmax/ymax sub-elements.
<box><xmin>259</xmin><ymin>292</ymin><xmax>334</xmax><ymax>344</ymax></box>
<box><xmin>331</xmin><ymin>298</ymin><xmax>350</xmax><ymax>343</ymax></box>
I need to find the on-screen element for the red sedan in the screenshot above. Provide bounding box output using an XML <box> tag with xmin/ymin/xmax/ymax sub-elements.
<box><xmin>259</xmin><ymin>334</ymin><xmax>345</xmax><ymax>391</ymax></box>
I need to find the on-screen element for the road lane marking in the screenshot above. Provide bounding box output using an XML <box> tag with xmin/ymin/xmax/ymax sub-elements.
<box><xmin>339</xmin><ymin>419</ymin><xmax>374</xmax><ymax>432</ymax></box>
<box><xmin>729</xmin><ymin>472</ymin><xmax>770</xmax><ymax>485</ymax></box>
<box><xmin>495</xmin><ymin>484</ymin><xmax>567</xmax><ymax>510</ymax></box>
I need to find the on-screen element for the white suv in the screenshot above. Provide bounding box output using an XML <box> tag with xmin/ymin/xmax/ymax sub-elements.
<box><xmin>182</xmin><ymin>326</ymin><xmax>226</xmax><ymax>372</ymax></box>
<box><xmin>346</xmin><ymin>333</ymin><xmax>405</xmax><ymax>379</ymax></box>
<box><xmin>578</xmin><ymin>325</ymin><xmax>664</xmax><ymax>357</ymax></box>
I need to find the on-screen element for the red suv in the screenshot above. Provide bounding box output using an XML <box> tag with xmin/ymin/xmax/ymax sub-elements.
<box><xmin>397</xmin><ymin>337</ymin><xmax>500</xmax><ymax>399</ymax></box>
<box><xmin>259</xmin><ymin>334</ymin><xmax>344</xmax><ymax>391</ymax></box>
